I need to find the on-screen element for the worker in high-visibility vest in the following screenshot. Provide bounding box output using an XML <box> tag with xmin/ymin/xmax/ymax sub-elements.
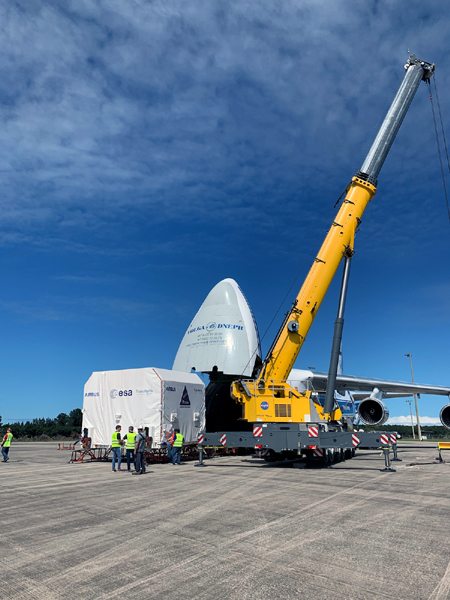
<box><xmin>171</xmin><ymin>429</ymin><xmax>184</xmax><ymax>465</ymax></box>
<box><xmin>123</xmin><ymin>426</ymin><xmax>137</xmax><ymax>473</ymax></box>
<box><xmin>111</xmin><ymin>425</ymin><xmax>124</xmax><ymax>472</ymax></box>
<box><xmin>1</xmin><ymin>428</ymin><xmax>13</xmax><ymax>462</ymax></box>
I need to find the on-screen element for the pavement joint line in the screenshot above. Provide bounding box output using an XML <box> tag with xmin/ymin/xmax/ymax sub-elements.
<box><xmin>143</xmin><ymin>472</ymin><xmax>408</xmax><ymax>551</ymax></box>
<box><xmin>211</xmin><ymin>470</ymin><xmax>399</xmax><ymax>548</ymax></box>
<box><xmin>428</xmin><ymin>557</ymin><xmax>450</xmax><ymax>600</ymax></box>
<box><xmin>3</xmin><ymin>443</ymin><xmax>450</xmax><ymax>599</ymax></box>
<box><xmin>38</xmin><ymin>541</ymin><xmax>210</xmax><ymax>595</ymax></box>
<box><xmin>210</xmin><ymin>546</ymin><xmax>400</xmax><ymax>600</ymax></box>
<box><xmin>225</xmin><ymin>492</ymin><xmax>383</xmax><ymax>550</ymax></box>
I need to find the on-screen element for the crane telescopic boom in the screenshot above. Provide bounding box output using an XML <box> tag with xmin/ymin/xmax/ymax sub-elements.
<box><xmin>231</xmin><ymin>55</ymin><xmax>435</xmax><ymax>424</ymax></box>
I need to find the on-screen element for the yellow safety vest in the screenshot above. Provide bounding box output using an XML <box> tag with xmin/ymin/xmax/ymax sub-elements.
<box><xmin>112</xmin><ymin>431</ymin><xmax>121</xmax><ymax>447</ymax></box>
<box><xmin>173</xmin><ymin>433</ymin><xmax>184</xmax><ymax>447</ymax></box>
<box><xmin>3</xmin><ymin>432</ymin><xmax>12</xmax><ymax>447</ymax></box>
<box><xmin>126</xmin><ymin>432</ymin><xmax>136</xmax><ymax>450</ymax></box>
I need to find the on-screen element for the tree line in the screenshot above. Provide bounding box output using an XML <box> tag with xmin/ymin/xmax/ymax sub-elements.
<box><xmin>0</xmin><ymin>411</ymin><xmax>447</xmax><ymax>440</ymax></box>
<box><xmin>359</xmin><ymin>424</ymin><xmax>449</xmax><ymax>438</ymax></box>
<box><xmin>0</xmin><ymin>408</ymin><xmax>82</xmax><ymax>439</ymax></box>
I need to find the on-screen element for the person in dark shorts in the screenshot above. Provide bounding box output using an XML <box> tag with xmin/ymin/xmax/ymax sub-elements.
<box><xmin>133</xmin><ymin>427</ymin><xmax>147</xmax><ymax>475</ymax></box>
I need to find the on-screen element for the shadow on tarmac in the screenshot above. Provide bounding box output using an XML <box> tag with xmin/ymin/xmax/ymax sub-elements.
<box><xmin>192</xmin><ymin>461</ymin><xmax>391</xmax><ymax>472</ymax></box>
<box><xmin>194</xmin><ymin>455</ymin><xmax>402</xmax><ymax>471</ymax></box>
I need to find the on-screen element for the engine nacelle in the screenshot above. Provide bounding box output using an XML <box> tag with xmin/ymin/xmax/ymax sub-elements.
<box><xmin>357</xmin><ymin>398</ymin><xmax>389</xmax><ymax>426</ymax></box>
<box><xmin>440</xmin><ymin>404</ymin><xmax>450</xmax><ymax>430</ymax></box>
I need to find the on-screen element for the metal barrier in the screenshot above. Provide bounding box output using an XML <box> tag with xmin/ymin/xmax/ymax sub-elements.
<box><xmin>437</xmin><ymin>442</ymin><xmax>450</xmax><ymax>463</ymax></box>
<box><xmin>70</xmin><ymin>446</ymin><xmax>112</xmax><ymax>462</ymax></box>
<box><xmin>69</xmin><ymin>443</ymin><xmax>222</xmax><ymax>464</ymax></box>
<box><xmin>144</xmin><ymin>444</ymin><xmax>218</xmax><ymax>463</ymax></box>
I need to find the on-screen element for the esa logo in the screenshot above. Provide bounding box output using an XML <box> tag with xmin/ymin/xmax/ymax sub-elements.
<box><xmin>110</xmin><ymin>389</ymin><xmax>132</xmax><ymax>399</ymax></box>
<box><xmin>166</xmin><ymin>386</ymin><xmax>176</xmax><ymax>392</ymax></box>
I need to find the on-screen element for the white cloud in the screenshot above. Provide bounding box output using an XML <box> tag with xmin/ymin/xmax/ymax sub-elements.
<box><xmin>387</xmin><ymin>415</ymin><xmax>442</xmax><ymax>426</ymax></box>
<box><xmin>0</xmin><ymin>0</ymin><xmax>446</xmax><ymax>253</ymax></box>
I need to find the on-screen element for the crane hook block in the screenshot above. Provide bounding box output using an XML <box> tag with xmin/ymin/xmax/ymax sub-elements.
<box><xmin>287</xmin><ymin>321</ymin><xmax>299</xmax><ymax>333</ymax></box>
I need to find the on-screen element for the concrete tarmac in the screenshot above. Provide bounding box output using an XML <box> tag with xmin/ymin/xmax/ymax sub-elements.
<box><xmin>1</xmin><ymin>442</ymin><xmax>450</xmax><ymax>600</ymax></box>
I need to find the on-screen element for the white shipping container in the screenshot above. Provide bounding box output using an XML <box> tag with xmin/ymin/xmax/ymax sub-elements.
<box><xmin>82</xmin><ymin>367</ymin><xmax>205</xmax><ymax>447</ymax></box>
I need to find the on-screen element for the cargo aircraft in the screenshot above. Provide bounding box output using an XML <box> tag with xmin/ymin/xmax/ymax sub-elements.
<box><xmin>174</xmin><ymin>278</ymin><xmax>450</xmax><ymax>430</ymax></box>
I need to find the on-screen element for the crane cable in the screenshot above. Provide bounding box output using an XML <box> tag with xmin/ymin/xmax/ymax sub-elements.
<box><xmin>427</xmin><ymin>75</ymin><xmax>450</xmax><ymax>224</ymax></box>
<box><xmin>239</xmin><ymin>246</ymin><xmax>315</xmax><ymax>377</ymax></box>
<box><xmin>250</xmin><ymin>77</ymin><xmax>450</xmax><ymax>376</ymax></box>
<box><xmin>240</xmin><ymin>194</ymin><xmax>343</xmax><ymax>378</ymax></box>
<box><xmin>244</xmin><ymin>75</ymin><xmax>450</xmax><ymax>378</ymax></box>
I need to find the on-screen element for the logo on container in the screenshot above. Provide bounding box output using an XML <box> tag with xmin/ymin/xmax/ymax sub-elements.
<box><xmin>260</xmin><ymin>401</ymin><xmax>269</xmax><ymax>410</ymax></box>
<box><xmin>180</xmin><ymin>386</ymin><xmax>191</xmax><ymax>406</ymax></box>
<box><xmin>110</xmin><ymin>389</ymin><xmax>132</xmax><ymax>399</ymax></box>
<box><xmin>84</xmin><ymin>392</ymin><xmax>99</xmax><ymax>397</ymax></box>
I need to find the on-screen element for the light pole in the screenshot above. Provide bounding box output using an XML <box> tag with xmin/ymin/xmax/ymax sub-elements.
<box><xmin>406</xmin><ymin>399</ymin><xmax>415</xmax><ymax>439</ymax></box>
<box><xmin>405</xmin><ymin>353</ymin><xmax>422</xmax><ymax>441</ymax></box>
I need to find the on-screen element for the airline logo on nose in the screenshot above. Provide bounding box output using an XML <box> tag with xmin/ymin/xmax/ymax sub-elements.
<box><xmin>187</xmin><ymin>322</ymin><xmax>244</xmax><ymax>334</ymax></box>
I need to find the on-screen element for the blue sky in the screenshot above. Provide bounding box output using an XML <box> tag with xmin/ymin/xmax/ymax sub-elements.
<box><xmin>1</xmin><ymin>0</ymin><xmax>449</xmax><ymax>425</ymax></box>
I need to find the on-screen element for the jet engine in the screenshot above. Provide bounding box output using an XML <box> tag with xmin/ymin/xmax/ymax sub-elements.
<box><xmin>439</xmin><ymin>404</ymin><xmax>450</xmax><ymax>430</ymax></box>
<box><xmin>357</xmin><ymin>397</ymin><xmax>389</xmax><ymax>426</ymax></box>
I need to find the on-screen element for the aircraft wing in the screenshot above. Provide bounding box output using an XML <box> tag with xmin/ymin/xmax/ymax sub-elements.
<box><xmin>350</xmin><ymin>391</ymin><xmax>415</xmax><ymax>401</ymax></box>
<box><xmin>306</xmin><ymin>371</ymin><xmax>450</xmax><ymax>398</ymax></box>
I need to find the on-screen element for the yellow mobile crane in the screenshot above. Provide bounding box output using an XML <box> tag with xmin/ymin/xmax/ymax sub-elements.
<box><xmin>199</xmin><ymin>55</ymin><xmax>435</xmax><ymax>465</ymax></box>
<box><xmin>232</xmin><ymin>54</ymin><xmax>434</xmax><ymax>426</ymax></box>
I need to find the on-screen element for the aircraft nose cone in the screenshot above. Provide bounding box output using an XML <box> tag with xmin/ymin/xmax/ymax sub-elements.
<box><xmin>173</xmin><ymin>278</ymin><xmax>261</xmax><ymax>377</ymax></box>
